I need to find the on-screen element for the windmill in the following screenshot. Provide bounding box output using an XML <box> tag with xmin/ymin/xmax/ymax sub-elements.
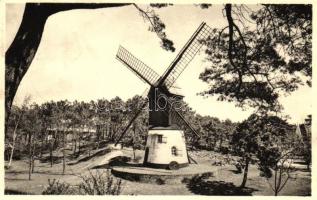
<box><xmin>115</xmin><ymin>22</ymin><xmax>212</xmax><ymax>170</ymax></box>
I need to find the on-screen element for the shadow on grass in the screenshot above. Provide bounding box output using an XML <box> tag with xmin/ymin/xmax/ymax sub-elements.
<box><xmin>228</xmin><ymin>169</ymin><xmax>243</xmax><ymax>174</ymax></box>
<box><xmin>6</xmin><ymin>169</ymin><xmax>76</xmax><ymax>176</ymax></box>
<box><xmin>187</xmin><ymin>175</ymin><xmax>258</xmax><ymax>196</ymax></box>
<box><xmin>91</xmin><ymin>156</ymin><xmax>142</xmax><ymax>169</ymax></box>
<box><xmin>68</xmin><ymin>148</ymin><xmax>112</xmax><ymax>166</ymax></box>
<box><xmin>5</xmin><ymin>170</ymin><xmax>29</xmax><ymax>174</ymax></box>
<box><xmin>39</xmin><ymin>156</ymin><xmax>62</xmax><ymax>164</ymax></box>
<box><xmin>5</xmin><ymin>189</ymin><xmax>31</xmax><ymax>195</ymax></box>
<box><xmin>5</xmin><ymin>177</ymin><xmax>30</xmax><ymax>181</ymax></box>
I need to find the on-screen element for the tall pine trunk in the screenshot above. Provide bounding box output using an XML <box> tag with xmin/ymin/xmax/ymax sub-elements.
<box><xmin>73</xmin><ymin>131</ymin><xmax>77</xmax><ymax>155</ymax></box>
<box><xmin>219</xmin><ymin>136</ymin><xmax>223</xmax><ymax>150</ymax></box>
<box><xmin>28</xmin><ymin>133</ymin><xmax>33</xmax><ymax>180</ymax></box>
<box><xmin>132</xmin><ymin>125</ymin><xmax>136</xmax><ymax>160</ymax></box>
<box><xmin>62</xmin><ymin>131</ymin><xmax>66</xmax><ymax>174</ymax></box>
<box><xmin>240</xmin><ymin>156</ymin><xmax>250</xmax><ymax>188</ymax></box>
<box><xmin>31</xmin><ymin>142</ymin><xmax>36</xmax><ymax>173</ymax></box>
<box><xmin>50</xmin><ymin>141</ymin><xmax>53</xmax><ymax>167</ymax></box>
<box><xmin>8</xmin><ymin>123</ymin><xmax>18</xmax><ymax>168</ymax></box>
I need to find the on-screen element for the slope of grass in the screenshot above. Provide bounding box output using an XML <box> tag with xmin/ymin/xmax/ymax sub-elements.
<box><xmin>5</xmin><ymin>148</ymin><xmax>311</xmax><ymax>196</ymax></box>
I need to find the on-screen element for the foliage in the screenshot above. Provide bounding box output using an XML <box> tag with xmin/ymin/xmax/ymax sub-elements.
<box><xmin>42</xmin><ymin>179</ymin><xmax>76</xmax><ymax>195</ymax></box>
<box><xmin>199</xmin><ymin>4</ymin><xmax>312</xmax><ymax>112</ymax></box>
<box><xmin>258</xmin><ymin>151</ymin><xmax>296</xmax><ymax>196</ymax></box>
<box><xmin>134</xmin><ymin>4</ymin><xmax>175</xmax><ymax>52</ymax></box>
<box><xmin>5</xmin><ymin>94</ymin><xmax>240</xmax><ymax>167</ymax></box>
<box><xmin>252</xmin><ymin>5</ymin><xmax>312</xmax><ymax>81</ymax></box>
<box><xmin>231</xmin><ymin>113</ymin><xmax>294</xmax><ymax>187</ymax></box>
<box><xmin>42</xmin><ymin>170</ymin><xmax>123</xmax><ymax>195</ymax></box>
<box><xmin>195</xmin><ymin>115</ymin><xmax>236</xmax><ymax>151</ymax></box>
<box><xmin>123</xmin><ymin>95</ymin><xmax>148</xmax><ymax>151</ymax></box>
<box><xmin>78</xmin><ymin>170</ymin><xmax>122</xmax><ymax>195</ymax></box>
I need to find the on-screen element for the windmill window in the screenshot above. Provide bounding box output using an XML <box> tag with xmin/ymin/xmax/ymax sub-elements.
<box><xmin>157</xmin><ymin>135</ymin><xmax>163</xmax><ymax>143</ymax></box>
<box><xmin>157</xmin><ymin>135</ymin><xmax>167</xmax><ymax>143</ymax></box>
<box><xmin>171</xmin><ymin>146</ymin><xmax>178</xmax><ymax>156</ymax></box>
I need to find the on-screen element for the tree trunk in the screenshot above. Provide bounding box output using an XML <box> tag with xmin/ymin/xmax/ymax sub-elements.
<box><xmin>219</xmin><ymin>136</ymin><xmax>223</xmax><ymax>150</ymax></box>
<box><xmin>88</xmin><ymin>127</ymin><xmax>91</xmax><ymax>157</ymax></box>
<box><xmin>78</xmin><ymin>135</ymin><xmax>81</xmax><ymax>154</ymax></box>
<box><xmin>73</xmin><ymin>134</ymin><xmax>77</xmax><ymax>155</ymax></box>
<box><xmin>31</xmin><ymin>142</ymin><xmax>36</xmax><ymax>173</ymax></box>
<box><xmin>240</xmin><ymin>157</ymin><xmax>250</xmax><ymax>188</ymax></box>
<box><xmin>28</xmin><ymin>133</ymin><xmax>32</xmax><ymax>180</ymax></box>
<box><xmin>8</xmin><ymin>144</ymin><xmax>15</xmax><ymax>169</ymax></box>
<box><xmin>62</xmin><ymin>131</ymin><xmax>66</xmax><ymax>175</ymax></box>
<box><xmin>40</xmin><ymin>134</ymin><xmax>43</xmax><ymax>158</ymax></box>
<box><xmin>214</xmin><ymin>136</ymin><xmax>218</xmax><ymax>151</ymax></box>
<box><xmin>50</xmin><ymin>140</ymin><xmax>53</xmax><ymax>167</ymax></box>
<box><xmin>105</xmin><ymin>122</ymin><xmax>109</xmax><ymax>140</ymax></box>
<box><xmin>208</xmin><ymin>134</ymin><xmax>212</xmax><ymax>150</ymax></box>
<box><xmin>41</xmin><ymin>130</ymin><xmax>48</xmax><ymax>158</ymax></box>
<box><xmin>133</xmin><ymin>125</ymin><xmax>136</xmax><ymax>160</ymax></box>
<box><xmin>7</xmin><ymin>122</ymin><xmax>19</xmax><ymax>169</ymax></box>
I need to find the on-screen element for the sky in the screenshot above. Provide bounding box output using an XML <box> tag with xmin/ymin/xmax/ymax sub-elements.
<box><xmin>5</xmin><ymin>3</ymin><xmax>312</xmax><ymax>123</ymax></box>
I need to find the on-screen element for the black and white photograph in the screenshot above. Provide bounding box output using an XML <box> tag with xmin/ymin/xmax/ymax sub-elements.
<box><xmin>2</xmin><ymin>1</ymin><xmax>314</xmax><ymax>196</ymax></box>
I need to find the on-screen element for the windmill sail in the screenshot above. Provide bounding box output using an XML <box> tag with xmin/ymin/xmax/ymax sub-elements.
<box><xmin>159</xmin><ymin>22</ymin><xmax>212</xmax><ymax>89</ymax></box>
<box><xmin>116</xmin><ymin>46</ymin><xmax>160</xmax><ymax>86</ymax></box>
<box><xmin>163</xmin><ymin>96</ymin><xmax>201</xmax><ymax>139</ymax></box>
<box><xmin>170</xmin><ymin>107</ymin><xmax>201</xmax><ymax>138</ymax></box>
<box><xmin>114</xmin><ymin>98</ymin><xmax>148</xmax><ymax>146</ymax></box>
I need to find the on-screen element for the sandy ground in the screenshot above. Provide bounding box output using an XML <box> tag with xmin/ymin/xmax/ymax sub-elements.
<box><xmin>4</xmin><ymin>148</ymin><xmax>311</xmax><ymax>196</ymax></box>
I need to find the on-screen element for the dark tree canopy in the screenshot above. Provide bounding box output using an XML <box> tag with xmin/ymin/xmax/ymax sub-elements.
<box><xmin>199</xmin><ymin>4</ymin><xmax>312</xmax><ymax>112</ymax></box>
<box><xmin>231</xmin><ymin>113</ymin><xmax>294</xmax><ymax>187</ymax></box>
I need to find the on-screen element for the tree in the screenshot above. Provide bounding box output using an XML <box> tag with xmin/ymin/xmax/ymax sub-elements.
<box><xmin>198</xmin><ymin>116</ymin><xmax>228</xmax><ymax>151</ymax></box>
<box><xmin>94</xmin><ymin>98</ymin><xmax>111</xmax><ymax>145</ymax></box>
<box><xmin>124</xmin><ymin>95</ymin><xmax>148</xmax><ymax>159</ymax></box>
<box><xmin>220</xmin><ymin>119</ymin><xmax>236</xmax><ymax>150</ymax></box>
<box><xmin>5</xmin><ymin>95</ymin><xmax>31</xmax><ymax>169</ymax></box>
<box><xmin>40</xmin><ymin>101</ymin><xmax>57</xmax><ymax>167</ymax></box>
<box><xmin>19</xmin><ymin>102</ymin><xmax>43</xmax><ymax>180</ymax></box>
<box><xmin>256</xmin><ymin>119</ymin><xmax>300</xmax><ymax>196</ymax></box>
<box><xmin>109</xmin><ymin>97</ymin><xmax>126</xmax><ymax>142</ymax></box>
<box><xmin>199</xmin><ymin>4</ymin><xmax>311</xmax><ymax>112</ymax></box>
<box><xmin>55</xmin><ymin>100</ymin><xmax>71</xmax><ymax>174</ymax></box>
<box><xmin>258</xmin><ymin>148</ymin><xmax>296</xmax><ymax>196</ymax></box>
<box><xmin>231</xmin><ymin>114</ymin><xmax>292</xmax><ymax>188</ymax></box>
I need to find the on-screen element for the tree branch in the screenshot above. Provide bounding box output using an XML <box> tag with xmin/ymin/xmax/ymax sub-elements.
<box><xmin>5</xmin><ymin>3</ymin><xmax>131</xmax><ymax>127</ymax></box>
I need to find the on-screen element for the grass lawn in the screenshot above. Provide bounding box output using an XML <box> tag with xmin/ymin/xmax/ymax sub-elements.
<box><xmin>4</xmin><ymin>148</ymin><xmax>311</xmax><ymax>196</ymax></box>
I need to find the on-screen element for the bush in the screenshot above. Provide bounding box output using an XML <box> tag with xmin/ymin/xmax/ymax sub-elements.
<box><xmin>42</xmin><ymin>170</ymin><xmax>123</xmax><ymax>195</ymax></box>
<box><xmin>42</xmin><ymin>179</ymin><xmax>76</xmax><ymax>195</ymax></box>
<box><xmin>78</xmin><ymin>170</ymin><xmax>123</xmax><ymax>195</ymax></box>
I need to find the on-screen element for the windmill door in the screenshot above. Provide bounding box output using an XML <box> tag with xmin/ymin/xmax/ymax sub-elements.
<box><xmin>144</xmin><ymin>147</ymin><xmax>149</xmax><ymax>163</ymax></box>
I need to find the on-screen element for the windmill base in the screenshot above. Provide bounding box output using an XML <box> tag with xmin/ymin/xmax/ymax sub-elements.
<box><xmin>143</xmin><ymin>161</ymin><xmax>189</xmax><ymax>169</ymax></box>
<box><xmin>111</xmin><ymin>164</ymin><xmax>217</xmax><ymax>184</ymax></box>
